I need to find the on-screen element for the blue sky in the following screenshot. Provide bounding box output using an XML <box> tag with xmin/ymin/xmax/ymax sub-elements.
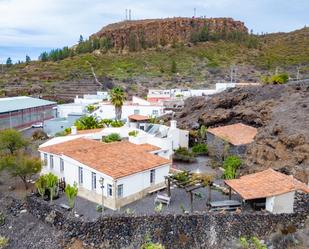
<box><xmin>0</xmin><ymin>0</ymin><xmax>308</xmax><ymax>63</ymax></box>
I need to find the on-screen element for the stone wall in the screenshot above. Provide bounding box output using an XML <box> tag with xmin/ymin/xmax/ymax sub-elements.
<box><xmin>26</xmin><ymin>194</ymin><xmax>308</xmax><ymax>249</ymax></box>
<box><xmin>207</xmin><ymin>132</ymin><xmax>247</xmax><ymax>161</ymax></box>
<box><xmin>91</xmin><ymin>17</ymin><xmax>248</xmax><ymax>50</ymax></box>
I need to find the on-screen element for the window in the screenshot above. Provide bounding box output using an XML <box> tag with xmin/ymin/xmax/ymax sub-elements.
<box><xmin>43</xmin><ymin>153</ymin><xmax>47</xmax><ymax>165</ymax></box>
<box><xmin>152</xmin><ymin>110</ymin><xmax>159</xmax><ymax>116</ymax></box>
<box><xmin>50</xmin><ymin>155</ymin><xmax>54</xmax><ymax>169</ymax></box>
<box><xmin>117</xmin><ymin>184</ymin><xmax>123</xmax><ymax>198</ymax></box>
<box><xmin>150</xmin><ymin>169</ymin><xmax>156</xmax><ymax>184</ymax></box>
<box><xmin>60</xmin><ymin>158</ymin><xmax>64</xmax><ymax>172</ymax></box>
<box><xmin>107</xmin><ymin>184</ymin><xmax>112</xmax><ymax>196</ymax></box>
<box><xmin>134</xmin><ymin>109</ymin><xmax>140</xmax><ymax>115</ymax></box>
<box><xmin>92</xmin><ymin>172</ymin><xmax>96</xmax><ymax>190</ymax></box>
<box><xmin>78</xmin><ymin>167</ymin><xmax>83</xmax><ymax>185</ymax></box>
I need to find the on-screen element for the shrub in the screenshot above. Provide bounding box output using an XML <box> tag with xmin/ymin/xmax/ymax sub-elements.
<box><xmin>103</xmin><ymin>133</ymin><xmax>121</xmax><ymax>143</ymax></box>
<box><xmin>110</xmin><ymin>120</ymin><xmax>124</xmax><ymax>127</ymax></box>
<box><xmin>65</xmin><ymin>182</ymin><xmax>78</xmax><ymax>209</ymax></box>
<box><xmin>0</xmin><ymin>236</ymin><xmax>9</xmax><ymax>249</ymax></box>
<box><xmin>223</xmin><ymin>155</ymin><xmax>242</xmax><ymax>179</ymax></box>
<box><xmin>32</xmin><ymin>130</ymin><xmax>48</xmax><ymax>140</ymax></box>
<box><xmin>192</xmin><ymin>144</ymin><xmax>208</xmax><ymax>155</ymax></box>
<box><xmin>86</xmin><ymin>104</ymin><xmax>97</xmax><ymax>113</ymax></box>
<box><xmin>35</xmin><ymin>175</ymin><xmax>47</xmax><ymax>199</ymax></box>
<box><xmin>173</xmin><ymin>147</ymin><xmax>196</xmax><ymax>162</ymax></box>
<box><xmin>0</xmin><ymin>212</ymin><xmax>5</xmax><ymax>226</ymax></box>
<box><xmin>261</xmin><ymin>73</ymin><xmax>289</xmax><ymax>84</ymax></box>
<box><xmin>128</xmin><ymin>130</ymin><xmax>139</xmax><ymax>137</ymax></box>
<box><xmin>45</xmin><ymin>173</ymin><xmax>59</xmax><ymax>203</ymax></box>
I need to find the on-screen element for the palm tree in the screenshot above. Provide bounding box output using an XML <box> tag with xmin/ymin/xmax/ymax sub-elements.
<box><xmin>110</xmin><ymin>87</ymin><xmax>125</xmax><ymax>120</ymax></box>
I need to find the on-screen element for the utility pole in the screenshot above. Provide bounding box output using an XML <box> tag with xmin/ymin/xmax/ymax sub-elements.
<box><xmin>125</xmin><ymin>9</ymin><xmax>128</xmax><ymax>20</ymax></box>
<box><xmin>194</xmin><ymin>8</ymin><xmax>196</xmax><ymax>17</ymax></box>
<box><xmin>129</xmin><ymin>9</ymin><xmax>131</xmax><ymax>20</ymax></box>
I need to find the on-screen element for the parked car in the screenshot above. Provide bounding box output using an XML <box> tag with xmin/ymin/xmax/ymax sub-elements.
<box><xmin>32</xmin><ymin>122</ymin><xmax>43</xmax><ymax>128</ymax></box>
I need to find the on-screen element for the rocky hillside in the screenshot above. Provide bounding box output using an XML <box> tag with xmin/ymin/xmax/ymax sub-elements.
<box><xmin>174</xmin><ymin>81</ymin><xmax>309</xmax><ymax>183</ymax></box>
<box><xmin>92</xmin><ymin>17</ymin><xmax>247</xmax><ymax>50</ymax></box>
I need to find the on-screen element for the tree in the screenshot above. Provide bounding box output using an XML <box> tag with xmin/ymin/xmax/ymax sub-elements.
<box><xmin>39</xmin><ymin>52</ymin><xmax>48</xmax><ymax>62</ymax></box>
<box><xmin>45</xmin><ymin>173</ymin><xmax>58</xmax><ymax>203</ymax></box>
<box><xmin>223</xmin><ymin>155</ymin><xmax>242</xmax><ymax>179</ymax></box>
<box><xmin>25</xmin><ymin>55</ymin><xmax>31</xmax><ymax>64</ymax></box>
<box><xmin>74</xmin><ymin>115</ymin><xmax>102</xmax><ymax>130</ymax></box>
<box><xmin>110</xmin><ymin>87</ymin><xmax>125</xmax><ymax>120</ymax></box>
<box><xmin>65</xmin><ymin>182</ymin><xmax>78</xmax><ymax>209</ymax></box>
<box><xmin>0</xmin><ymin>129</ymin><xmax>28</xmax><ymax>155</ymax></box>
<box><xmin>1</xmin><ymin>154</ymin><xmax>42</xmax><ymax>189</ymax></box>
<box><xmin>6</xmin><ymin>57</ymin><xmax>12</xmax><ymax>67</ymax></box>
<box><xmin>78</xmin><ymin>35</ymin><xmax>84</xmax><ymax>44</ymax></box>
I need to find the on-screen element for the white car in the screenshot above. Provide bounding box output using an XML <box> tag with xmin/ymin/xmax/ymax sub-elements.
<box><xmin>32</xmin><ymin>122</ymin><xmax>43</xmax><ymax>128</ymax></box>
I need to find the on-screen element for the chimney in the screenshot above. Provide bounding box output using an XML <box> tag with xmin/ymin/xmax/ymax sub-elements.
<box><xmin>170</xmin><ymin>120</ymin><xmax>177</xmax><ymax>129</ymax></box>
<box><xmin>71</xmin><ymin>126</ymin><xmax>77</xmax><ymax>135</ymax></box>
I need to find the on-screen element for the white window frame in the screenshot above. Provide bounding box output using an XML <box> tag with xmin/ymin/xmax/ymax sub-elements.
<box><xmin>150</xmin><ymin>169</ymin><xmax>156</xmax><ymax>184</ymax></box>
<box><xmin>43</xmin><ymin>153</ymin><xmax>48</xmax><ymax>165</ymax></box>
<box><xmin>78</xmin><ymin>167</ymin><xmax>83</xmax><ymax>185</ymax></box>
<box><xmin>50</xmin><ymin>155</ymin><xmax>54</xmax><ymax>169</ymax></box>
<box><xmin>117</xmin><ymin>184</ymin><xmax>123</xmax><ymax>198</ymax></box>
<box><xmin>92</xmin><ymin>172</ymin><xmax>96</xmax><ymax>190</ymax></box>
<box><xmin>107</xmin><ymin>184</ymin><xmax>113</xmax><ymax>197</ymax></box>
<box><xmin>60</xmin><ymin>158</ymin><xmax>64</xmax><ymax>172</ymax></box>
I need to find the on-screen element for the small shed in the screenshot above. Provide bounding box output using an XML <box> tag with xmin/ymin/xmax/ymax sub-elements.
<box><xmin>225</xmin><ymin>169</ymin><xmax>309</xmax><ymax>214</ymax></box>
<box><xmin>128</xmin><ymin>114</ymin><xmax>150</xmax><ymax>129</ymax></box>
<box><xmin>207</xmin><ymin>123</ymin><xmax>257</xmax><ymax>161</ymax></box>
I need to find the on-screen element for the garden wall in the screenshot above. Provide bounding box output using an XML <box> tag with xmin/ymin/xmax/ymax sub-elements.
<box><xmin>26</xmin><ymin>194</ymin><xmax>308</xmax><ymax>249</ymax></box>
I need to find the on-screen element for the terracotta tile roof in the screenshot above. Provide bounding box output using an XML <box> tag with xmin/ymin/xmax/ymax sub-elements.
<box><xmin>225</xmin><ymin>168</ymin><xmax>309</xmax><ymax>200</ymax></box>
<box><xmin>128</xmin><ymin>114</ymin><xmax>150</xmax><ymax>121</ymax></box>
<box><xmin>207</xmin><ymin>123</ymin><xmax>257</xmax><ymax>146</ymax></box>
<box><xmin>76</xmin><ymin>128</ymin><xmax>103</xmax><ymax>135</ymax></box>
<box><xmin>39</xmin><ymin>138</ymin><xmax>170</xmax><ymax>179</ymax></box>
<box><xmin>137</xmin><ymin>143</ymin><xmax>161</xmax><ymax>152</ymax></box>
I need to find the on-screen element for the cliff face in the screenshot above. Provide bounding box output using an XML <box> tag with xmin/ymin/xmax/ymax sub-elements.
<box><xmin>92</xmin><ymin>17</ymin><xmax>248</xmax><ymax>50</ymax></box>
<box><xmin>173</xmin><ymin>82</ymin><xmax>309</xmax><ymax>183</ymax></box>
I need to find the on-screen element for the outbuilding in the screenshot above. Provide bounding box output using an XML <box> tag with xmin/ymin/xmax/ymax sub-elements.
<box><xmin>207</xmin><ymin>123</ymin><xmax>257</xmax><ymax>161</ymax></box>
<box><xmin>39</xmin><ymin>137</ymin><xmax>171</xmax><ymax>210</ymax></box>
<box><xmin>0</xmin><ymin>96</ymin><xmax>56</xmax><ymax>130</ymax></box>
<box><xmin>225</xmin><ymin>169</ymin><xmax>309</xmax><ymax>214</ymax></box>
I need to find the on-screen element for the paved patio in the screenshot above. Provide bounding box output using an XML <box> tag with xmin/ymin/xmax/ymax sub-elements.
<box><xmin>55</xmin><ymin>185</ymin><xmax>238</xmax><ymax>220</ymax></box>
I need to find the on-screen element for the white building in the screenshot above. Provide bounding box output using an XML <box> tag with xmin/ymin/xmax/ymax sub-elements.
<box><xmin>74</xmin><ymin>91</ymin><xmax>110</xmax><ymax>104</ymax></box>
<box><xmin>225</xmin><ymin>169</ymin><xmax>309</xmax><ymax>214</ymax></box>
<box><xmin>147</xmin><ymin>83</ymin><xmax>261</xmax><ymax>103</ymax></box>
<box><xmin>92</xmin><ymin>96</ymin><xmax>165</xmax><ymax>120</ymax></box>
<box><xmin>39</xmin><ymin>137</ymin><xmax>171</xmax><ymax>210</ymax></box>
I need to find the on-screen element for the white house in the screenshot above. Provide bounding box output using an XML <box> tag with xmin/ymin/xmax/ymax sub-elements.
<box><xmin>225</xmin><ymin>168</ymin><xmax>309</xmax><ymax>214</ymax></box>
<box><xmin>74</xmin><ymin>91</ymin><xmax>110</xmax><ymax>104</ymax></box>
<box><xmin>39</xmin><ymin>137</ymin><xmax>171</xmax><ymax>210</ymax></box>
<box><xmin>91</xmin><ymin>96</ymin><xmax>165</xmax><ymax>120</ymax></box>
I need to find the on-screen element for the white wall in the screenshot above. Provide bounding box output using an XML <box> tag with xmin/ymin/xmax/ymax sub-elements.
<box><xmin>266</xmin><ymin>191</ymin><xmax>295</xmax><ymax>214</ymax></box>
<box><xmin>57</xmin><ymin>104</ymin><xmax>86</xmax><ymax>118</ymax></box>
<box><xmin>92</xmin><ymin>104</ymin><xmax>164</xmax><ymax>120</ymax></box>
<box><xmin>39</xmin><ymin>151</ymin><xmax>169</xmax><ymax>198</ymax></box>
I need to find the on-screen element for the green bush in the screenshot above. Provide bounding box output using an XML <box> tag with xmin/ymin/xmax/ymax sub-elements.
<box><xmin>128</xmin><ymin>130</ymin><xmax>139</xmax><ymax>137</ymax></box>
<box><xmin>261</xmin><ymin>73</ymin><xmax>289</xmax><ymax>84</ymax></box>
<box><xmin>110</xmin><ymin>120</ymin><xmax>124</xmax><ymax>127</ymax></box>
<box><xmin>173</xmin><ymin>147</ymin><xmax>196</xmax><ymax>163</ymax></box>
<box><xmin>0</xmin><ymin>236</ymin><xmax>9</xmax><ymax>249</ymax></box>
<box><xmin>223</xmin><ymin>155</ymin><xmax>242</xmax><ymax>179</ymax></box>
<box><xmin>103</xmin><ymin>133</ymin><xmax>121</xmax><ymax>143</ymax></box>
<box><xmin>192</xmin><ymin>144</ymin><xmax>208</xmax><ymax>155</ymax></box>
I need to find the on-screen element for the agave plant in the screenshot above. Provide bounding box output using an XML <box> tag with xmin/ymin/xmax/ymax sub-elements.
<box><xmin>35</xmin><ymin>175</ymin><xmax>47</xmax><ymax>199</ymax></box>
<box><xmin>45</xmin><ymin>173</ymin><xmax>58</xmax><ymax>203</ymax></box>
<box><xmin>65</xmin><ymin>182</ymin><xmax>78</xmax><ymax>209</ymax></box>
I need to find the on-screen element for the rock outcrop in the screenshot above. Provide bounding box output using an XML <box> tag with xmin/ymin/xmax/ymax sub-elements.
<box><xmin>92</xmin><ymin>17</ymin><xmax>248</xmax><ymax>50</ymax></box>
<box><xmin>174</xmin><ymin>81</ymin><xmax>309</xmax><ymax>183</ymax></box>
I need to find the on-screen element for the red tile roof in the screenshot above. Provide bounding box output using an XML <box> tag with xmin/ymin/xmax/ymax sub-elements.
<box><xmin>225</xmin><ymin>168</ymin><xmax>309</xmax><ymax>200</ymax></box>
<box><xmin>208</xmin><ymin>123</ymin><xmax>257</xmax><ymax>146</ymax></box>
<box><xmin>128</xmin><ymin>114</ymin><xmax>150</xmax><ymax>121</ymax></box>
<box><xmin>39</xmin><ymin>138</ymin><xmax>170</xmax><ymax>179</ymax></box>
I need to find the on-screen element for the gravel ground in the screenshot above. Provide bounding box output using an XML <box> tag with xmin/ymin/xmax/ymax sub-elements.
<box><xmin>0</xmin><ymin>195</ymin><xmax>64</xmax><ymax>249</ymax></box>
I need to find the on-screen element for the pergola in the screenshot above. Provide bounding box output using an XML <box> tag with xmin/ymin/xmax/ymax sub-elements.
<box><xmin>165</xmin><ymin>171</ymin><xmax>213</xmax><ymax>213</ymax></box>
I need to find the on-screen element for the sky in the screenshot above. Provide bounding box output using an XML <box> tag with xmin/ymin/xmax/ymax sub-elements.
<box><xmin>0</xmin><ymin>0</ymin><xmax>308</xmax><ymax>63</ymax></box>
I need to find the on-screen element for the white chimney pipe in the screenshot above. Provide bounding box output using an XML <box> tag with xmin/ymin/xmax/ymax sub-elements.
<box><xmin>170</xmin><ymin>120</ymin><xmax>177</xmax><ymax>129</ymax></box>
<box><xmin>71</xmin><ymin>126</ymin><xmax>77</xmax><ymax>135</ymax></box>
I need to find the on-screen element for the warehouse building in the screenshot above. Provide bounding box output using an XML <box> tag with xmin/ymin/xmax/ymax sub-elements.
<box><xmin>0</xmin><ymin>96</ymin><xmax>56</xmax><ymax>130</ymax></box>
